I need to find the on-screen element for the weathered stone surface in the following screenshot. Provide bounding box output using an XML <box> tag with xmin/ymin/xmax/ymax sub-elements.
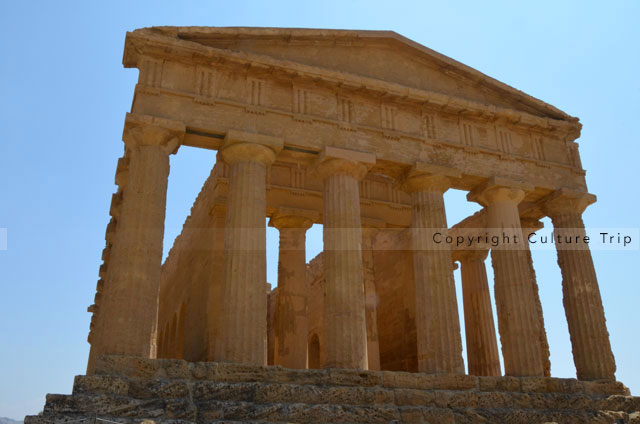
<box><xmin>30</xmin><ymin>357</ymin><xmax>640</xmax><ymax>424</ymax></box>
<box><xmin>72</xmin><ymin>375</ymin><xmax>129</xmax><ymax>396</ymax></box>
<box><xmin>34</xmin><ymin>25</ymin><xmax>633</xmax><ymax>424</ymax></box>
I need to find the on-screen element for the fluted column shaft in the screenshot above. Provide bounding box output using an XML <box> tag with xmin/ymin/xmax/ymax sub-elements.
<box><xmin>316</xmin><ymin>150</ymin><xmax>373</xmax><ymax>370</ymax></box>
<box><xmin>405</xmin><ymin>172</ymin><xmax>464</xmax><ymax>374</ymax></box>
<box><xmin>271</xmin><ymin>211</ymin><xmax>315</xmax><ymax>369</ymax></box>
<box><xmin>521</xmin><ymin>218</ymin><xmax>551</xmax><ymax>377</ymax></box>
<box><xmin>362</xmin><ymin>227</ymin><xmax>381</xmax><ymax>371</ymax></box>
<box><xmin>469</xmin><ymin>181</ymin><xmax>544</xmax><ymax>377</ymax></box>
<box><xmin>94</xmin><ymin>115</ymin><xmax>183</xmax><ymax>363</ymax></box>
<box><xmin>458</xmin><ymin>250</ymin><xmax>500</xmax><ymax>376</ymax></box>
<box><xmin>542</xmin><ymin>191</ymin><xmax>616</xmax><ymax>380</ymax></box>
<box><xmin>216</xmin><ymin>131</ymin><xmax>283</xmax><ymax>365</ymax></box>
<box><xmin>322</xmin><ymin>172</ymin><xmax>367</xmax><ymax>369</ymax></box>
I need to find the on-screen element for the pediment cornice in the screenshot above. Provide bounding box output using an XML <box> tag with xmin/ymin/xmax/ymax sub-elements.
<box><xmin>123</xmin><ymin>28</ymin><xmax>581</xmax><ymax>139</ymax></box>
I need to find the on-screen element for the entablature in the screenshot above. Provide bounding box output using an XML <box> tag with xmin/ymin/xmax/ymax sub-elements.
<box><xmin>124</xmin><ymin>30</ymin><xmax>581</xmax><ymax>140</ymax></box>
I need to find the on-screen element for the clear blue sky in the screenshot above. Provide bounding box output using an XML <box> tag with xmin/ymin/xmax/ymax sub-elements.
<box><xmin>1</xmin><ymin>0</ymin><xmax>639</xmax><ymax>419</ymax></box>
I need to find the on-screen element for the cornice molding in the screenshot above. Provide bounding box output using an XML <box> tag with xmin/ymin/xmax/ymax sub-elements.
<box><xmin>124</xmin><ymin>31</ymin><xmax>581</xmax><ymax>139</ymax></box>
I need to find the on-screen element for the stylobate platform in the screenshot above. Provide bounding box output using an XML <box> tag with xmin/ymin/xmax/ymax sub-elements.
<box><xmin>27</xmin><ymin>356</ymin><xmax>640</xmax><ymax>423</ymax></box>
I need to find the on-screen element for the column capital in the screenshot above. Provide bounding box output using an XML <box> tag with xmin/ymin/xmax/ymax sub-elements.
<box><xmin>312</xmin><ymin>146</ymin><xmax>376</xmax><ymax>180</ymax></box>
<box><xmin>221</xmin><ymin>130</ymin><xmax>284</xmax><ymax>166</ymax></box>
<box><xmin>453</xmin><ymin>249</ymin><xmax>489</xmax><ymax>263</ymax></box>
<box><xmin>269</xmin><ymin>207</ymin><xmax>318</xmax><ymax>230</ymax></box>
<box><xmin>123</xmin><ymin>113</ymin><xmax>185</xmax><ymax>154</ymax></box>
<box><xmin>538</xmin><ymin>189</ymin><xmax>596</xmax><ymax>218</ymax></box>
<box><xmin>467</xmin><ymin>177</ymin><xmax>533</xmax><ymax>207</ymax></box>
<box><xmin>400</xmin><ymin>162</ymin><xmax>461</xmax><ymax>193</ymax></box>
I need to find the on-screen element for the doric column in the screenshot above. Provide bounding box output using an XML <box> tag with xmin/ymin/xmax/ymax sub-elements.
<box><xmin>402</xmin><ymin>163</ymin><xmax>464</xmax><ymax>374</ymax></box>
<box><xmin>215</xmin><ymin>131</ymin><xmax>283</xmax><ymax>365</ymax></box>
<box><xmin>468</xmin><ymin>177</ymin><xmax>544</xmax><ymax>377</ymax></box>
<box><xmin>361</xmin><ymin>219</ymin><xmax>383</xmax><ymax>371</ymax></box>
<box><xmin>270</xmin><ymin>207</ymin><xmax>318</xmax><ymax>369</ymax></box>
<box><xmin>455</xmin><ymin>249</ymin><xmax>501</xmax><ymax>377</ymax></box>
<box><xmin>521</xmin><ymin>217</ymin><xmax>551</xmax><ymax>377</ymax></box>
<box><xmin>314</xmin><ymin>146</ymin><xmax>375</xmax><ymax>369</ymax></box>
<box><xmin>540</xmin><ymin>189</ymin><xmax>616</xmax><ymax>380</ymax></box>
<box><xmin>92</xmin><ymin>114</ymin><xmax>184</xmax><ymax>365</ymax></box>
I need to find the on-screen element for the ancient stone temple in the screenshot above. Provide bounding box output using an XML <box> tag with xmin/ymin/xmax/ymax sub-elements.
<box><xmin>28</xmin><ymin>27</ymin><xmax>640</xmax><ymax>423</ymax></box>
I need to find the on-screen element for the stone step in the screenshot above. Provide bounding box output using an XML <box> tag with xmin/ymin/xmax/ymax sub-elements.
<box><xmin>26</xmin><ymin>416</ymin><xmax>197</xmax><ymax>424</ymax></box>
<box><xmin>32</xmin><ymin>356</ymin><xmax>640</xmax><ymax>424</ymax></box>
<box><xmin>28</xmin><ymin>406</ymin><xmax>640</xmax><ymax>424</ymax></box>
<box><xmin>93</xmin><ymin>356</ymin><xmax>630</xmax><ymax>397</ymax></box>
<box><xmin>38</xmin><ymin>391</ymin><xmax>640</xmax><ymax>424</ymax></box>
<box><xmin>73</xmin><ymin>374</ymin><xmax>640</xmax><ymax>414</ymax></box>
<box><xmin>43</xmin><ymin>393</ymin><xmax>194</xmax><ymax>420</ymax></box>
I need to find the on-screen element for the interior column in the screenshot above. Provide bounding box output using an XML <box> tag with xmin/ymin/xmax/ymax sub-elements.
<box><xmin>361</xmin><ymin>221</ymin><xmax>382</xmax><ymax>371</ymax></box>
<box><xmin>456</xmin><ymin>249</ymin><xmax>501</xmax><ymax>376</ymax></box>
<box><xmin>270</xmin><ymin>208</ymin><xmax>317</xmax><ymax>369</ymax></box>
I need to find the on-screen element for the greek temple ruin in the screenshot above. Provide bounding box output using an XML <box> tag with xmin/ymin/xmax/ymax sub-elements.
<box><xmin>29</xmin><ymin>27</ymin><xmax>640</xmax><ymax>423</ymax></box>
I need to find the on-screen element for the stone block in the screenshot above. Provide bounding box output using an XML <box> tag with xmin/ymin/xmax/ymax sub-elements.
<box><xmin>583</xmin><ymin>380</ymin><xmax>630</xmax><ymax>396</ymax></box>
<box><xmin>371</xmin><ymin>387</ymin><xmax>396</xmax><ymax>404</ymax></box>
<box><xmin>164</xmin><ymin>398</ymin><xmax>197</xmax><ymax>420</ymax></box>
<box><xmin>398</xmin><ymin>406</ymin><xmax>426</xmax><ymax>423</ymax></box>
<box><xmin>72</xmin><ymin>375</ymin><xmax>129</xmax><ymax>396</ymax></box>
<box><xmin>477</xmin><ymin>375</ymin><xmax>520</xmax><ymax>392</ymax></box>
<box><xmin>195</xmin><ymin>399</ymin><xmax>224</xmax><ymax>421</ymax></box>
<box><xmin>421</xmin><ymin>407</ymin><xmax>455</xmax><ymax>424</ymax></box>
<box><xmin>600</xmin><ymin>395</ymin><xmax>640</xmax><ymax>413</ymax></box>
<box><xmin>188</xmin><ymin>360</ymin><xmax>212</xmax><ymax>379</ymax></box>
<box><xmin>219</xmin><ymin>401</ymin><xmax>287</xmax><ymax>422</ymax></box>
<box><xmin>265</xmin><ymin>367</ymin><xmax>331</xmax><ymax>385</ymax></box>
<box><xmin>327</xmin><ymin>368</ymin><xmax>383</xmax><ymax>387</ymax></box>
<box><xmin>429</xmin><ymin>373</ymin><xmax>477</xmax><ymax>390</ymax></box>
<box><xmin>393</xmin><ymin>388</ymin><xmax>436</xmax><ymax>406</ymax></box>
<box><xmin>546</xmin><ymin>377</ymin><xmax>585</xmax><ymax>394</ymax></box>
<box><xmin>339</xmin><ymin>404</ymin><xmax>401</xmax><ymax>423</ymax></box>
<box><xmin>128</xmin><ymin>378</ymin><xmax>191</xmax><ymax>399</ymax></box>
<box><xmin>383</xmin><ymin>371</ymin><xmax>420</xmax><ymax>389</ymax></box>
<box><xmin>475</xmin><ymin>391</ymin><xmax>512</xmax><ymax>409</ymax></box>
<box><xmin>520</xmin><ymin>376</ymin><xmax>549</xmax><ymax>393</ymax></box>
<box><xmin>191</xmin><ymin>381</ymin><xmax>255</xmax><ymax>403</ymax></box>
<box><xmin>447</xmin><ymin>391</ymin><xmax>478</xmax><ymax>408</ymax></box>
<box><xmin>209</xmin><ymin>362</ymin><xmax>270</xmax><ymax>383</ymax></box>
<box><xmin>94</xmin><ymin>355</ymin><xmax>162</xmax><ymax>379</ymax></box>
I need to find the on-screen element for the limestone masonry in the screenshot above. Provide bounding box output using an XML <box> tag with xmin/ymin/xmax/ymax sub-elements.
<box><xmin>28</xmin><ymin>27</ymin><xmax>640</xmax><ymax>423</ymax></box>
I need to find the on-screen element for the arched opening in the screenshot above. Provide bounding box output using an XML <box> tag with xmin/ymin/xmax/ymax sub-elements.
<box><xmin>308</xmin><ymin>333</ymin><xmax>321</xmax><ymax>369</ymax></box>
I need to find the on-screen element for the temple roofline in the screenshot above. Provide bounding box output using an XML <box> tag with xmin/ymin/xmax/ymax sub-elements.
<box><xmin>124</xmin><ymin>26</ymin><xmax>580</xmax><ymax>127</ymax></box>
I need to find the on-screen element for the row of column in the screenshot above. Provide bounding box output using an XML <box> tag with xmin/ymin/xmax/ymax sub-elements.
<box><xmin>91</xmin><ymin>117</ymin><xmax>615</xmax><ymax>382</ymax></box>
<box><xmin>462</xmin><ymin>180</ymin><xmax>615</xmax><ymax>379</ymax></box>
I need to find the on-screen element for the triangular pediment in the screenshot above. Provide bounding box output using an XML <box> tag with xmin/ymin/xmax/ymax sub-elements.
<box><xmin>138</xmin><ymin>26</ymin><xmax>573</xmax><ymax>121</ymax></box>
